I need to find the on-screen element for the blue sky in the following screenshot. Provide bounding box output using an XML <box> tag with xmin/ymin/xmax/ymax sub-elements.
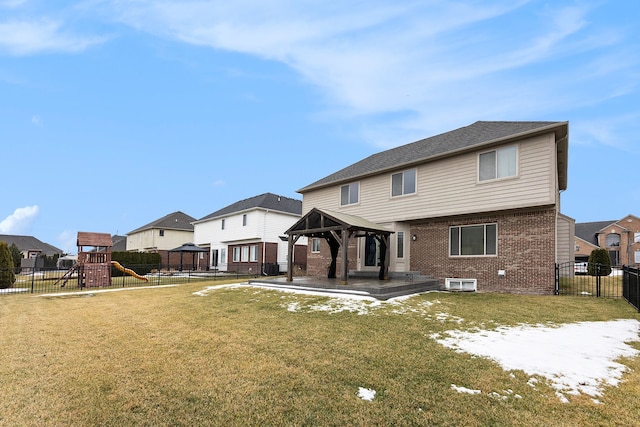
<box><xmin>1</xmin><ymin>0</ymin><xmax>639</xmax><ymax>254</ymax></box>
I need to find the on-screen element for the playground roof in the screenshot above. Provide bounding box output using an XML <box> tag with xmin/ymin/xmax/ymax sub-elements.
<box><xmin>77</xmin><ymin>232</ymin><xmax>113</xmax><ymax>248</ymax></box>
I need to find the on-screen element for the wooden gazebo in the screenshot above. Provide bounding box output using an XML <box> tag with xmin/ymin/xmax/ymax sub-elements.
<box><xmin>285</xmin><ymin>208</ymin><xmax>393</xmax><ymax>284</ymax></box>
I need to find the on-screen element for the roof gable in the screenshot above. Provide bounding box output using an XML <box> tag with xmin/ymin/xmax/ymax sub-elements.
<box><xmin>575</xmin><ymin>221</ymin><xmax>617</xmax><ymax>245</ymax></box>
<box><xmin>197</xmin><ymin>193</ymin><xmax>302</xmax><ymax>222</ymax></box>
<box><xmin>299</xmin><ymin>121</ymin><xmax>568</xmax><ymax>192</ymax></box>
<box><xmin>128</xmin><ymin>211</ymin><xmax>196</xmax><ymax>234</ymax></box>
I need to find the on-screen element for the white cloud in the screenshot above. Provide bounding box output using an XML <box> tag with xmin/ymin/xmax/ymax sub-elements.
<box><xmin>100</xmin><ymin>0</ymin><xmax>638</xmax><ymax>146</ymax></box>
<box><xmin>0</xmin><ymin>19</ymin><xmax>107</xmax><ymax>55</ymax></box>
<box><xmin>0</xmin><ymin>205</ymin><xmax>39</xmax><ymax>234</ymax></box>
<box><xmin>56</xmin><ymin>229</ymin><xmax>77</xmax><ymax>254</ymax></box>
<box><xmin>0</xmin><ymin>0</ymin><xmax>27</xmax><ymax>8</ymax></box>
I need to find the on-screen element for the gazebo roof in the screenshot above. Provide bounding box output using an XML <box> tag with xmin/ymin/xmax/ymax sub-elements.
<box><xmin>286</xmin><ymin>208</ymin><xmax>392</xmax><ymax>237</ymax></box>
<box><xmin>168</xmin><ymin>242</ymin><xmax>208</xmax><ymax>253</ymax></box>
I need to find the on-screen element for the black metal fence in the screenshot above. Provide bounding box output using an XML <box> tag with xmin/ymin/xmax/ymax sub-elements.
<box><xmin>0</xmin><ymin>262</ymin><xmax>287</xmax><ymax>295</ymax></box>
<box><xmin>555</xmin><ymin>261</ymin><xmax>623</xmax><ymax>298</ymax></box>
<box><xmin>623</xmin><ymin>265</ymin><xmax>640</xmax><ymax>312</ymax></box>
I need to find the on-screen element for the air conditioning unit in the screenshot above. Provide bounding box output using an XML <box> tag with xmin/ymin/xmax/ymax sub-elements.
<box><xmin>445</xmin><ymin>278</ymin><xmax>477</xmax><ymax>292</ymax></box>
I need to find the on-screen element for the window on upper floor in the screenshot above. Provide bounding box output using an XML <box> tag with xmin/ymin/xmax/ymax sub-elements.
<box><xmin>311</xmin><ymin>238</ymin><xmax>321</xmax><ymax>253</ymax></box>
<box><xmin>340</xmin><ymin>182</ymin><xmax>359</xmax><ymax>206</ymax></box>
<box><xmin>479</xmin><ymin>145</ymin><xmax>517</xmax><ymax>182</ymax></box>
<box><xmin>450</xmin><ymin>223</ymin><xmax>497</xmax><ymax>256</ymax></box>
<box><xmin>242</xmin><ymin>214</ymin><xmax>247</xmax><ymax>226</ymax></box>
<box><xmin>391</xmin><ymin>169</ymin><xmax>416</xmax><ymax>197</ymax></box>
<box><xmin>159</xmin><ymin>229</ymin><xmax>164</xmax><ymax>237</ymax></box>
<box><xmin>606</xmin><ymin>233</ymin><xmax>620</xmax><ymax>247</ymax></box>
<box><xmin>635</xmin><ymin>232</ymin><xmax>640</xmax><ymax>243</ymax></box>
<box><xmin>221</xmin><ymin>219</ymin><xmax>225</xmax><ymax>230</ymax></box>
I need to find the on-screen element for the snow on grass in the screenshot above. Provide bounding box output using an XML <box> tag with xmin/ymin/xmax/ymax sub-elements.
<box><xmin>432</xmin><ymin>319</ymin><xmax>640</xmax><ymax>402</ymax></box>
<box><xmin>358</xmin><ymin>387</ymin><xmax>376</xmax><ymax>401</ymax></box>
<box><xmin>451</xmin><ymin>384</ymin><xmax>481</xmax><ymax>395</ymax></box>
<box><xmin>195</xmin><ymin>283</ymin><xmax>640</xmax><ymax>403</ymax></box>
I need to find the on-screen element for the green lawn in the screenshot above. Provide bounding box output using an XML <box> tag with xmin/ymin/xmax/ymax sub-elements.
<box><xmin>1</xmin><ymin>282</ymin><xmax>639</xmax><ymax>426</ymax></box>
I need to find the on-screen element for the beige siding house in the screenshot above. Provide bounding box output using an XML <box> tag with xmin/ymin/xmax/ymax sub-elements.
<box><xmin>126</xmin><ymin>211</ymin><xmax>197</xmax><ymax>266</ymax></box>
<box><xmin>297</xmin><ymin>121</ymin><xmax>573</xmax><ymax>294</ymax></box>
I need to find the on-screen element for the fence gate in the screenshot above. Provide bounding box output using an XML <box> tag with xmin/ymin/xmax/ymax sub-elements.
<box><xmin>623</xmin><ymin>265</ymin><xmax>640</xmax><ymax>312</ymax></box>
<box><xmin>555</xmin><ymin>261</ymin><xmax>622</xmax><ymax>299</ymax></box>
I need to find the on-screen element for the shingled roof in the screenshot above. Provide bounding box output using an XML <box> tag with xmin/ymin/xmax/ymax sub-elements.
<box><xmin>299</xmin><ymin>121</ymin><xmax>568</xmax><ymax>192</ymax></box>
<box><xmin>575</xmin><ymin>220</ymin><xmax>623</xmax><ymax>245</ymax></box>
<box><xmin>128</xmin><ymin>211</ymin><xmax>196</xmax><ymax>234</ymax></box>
<box><xmin>0</xmin><ymin>234</ymin><xmax>63</xmax><ymax>256</ymax></box>
<box><xmin>196</xmin><ymin>193</ymin><xmax>302</xmax><ymax>222</ymax></box>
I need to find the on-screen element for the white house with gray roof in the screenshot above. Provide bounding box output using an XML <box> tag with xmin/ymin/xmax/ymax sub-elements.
<box><xmin>193</xmin><ymin>193</ymin><xmax>307</xmax><ymax>274</ymax></box>
<box><xmin>297</xmin><ymin>121</ymin><xmax>574</xmax><ymax>294</ymax></box>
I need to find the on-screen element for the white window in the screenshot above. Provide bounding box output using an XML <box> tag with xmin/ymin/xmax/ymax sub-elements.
<box><xmin>241</xmin><ymin>246</ymin><xmax>249</xmax><ymax>262</ymax></box>
<box><xmin>242</xmin><ymin>214</ymin><xmax>247</xmax><ymax>226</ymax></box>
<box><xmin>479</xmin><ymin>145</ymin><xmax>517</xmax><ymax>181</ymax></box>
<box><xmin>606</xmin><ymin>233</ymin><xmax>620</xmax><ymax>247</ymax></box>
<box><xmin>635</xmin><ymin>232</ymin><xmax>640</xmax><ymax>243</ymax></box>
<box><xmin>232</xmin><ymin>247</ymin><xmax>240</xmax><ymax>262</ymax></box>
<box><xmin>311</xmin><ymin>238</ymin><xmax>321</xmax><ymax>253</ymax></box>
<box><xmin>450</xmin><ymin>224</ymin><xmax>497</xmax><ymax>256</ymax></box>
<box><xmin>391</xmin><ymin>169</ymin><xmax>416</xmax><ymax>196</ymax></box>
<box><xmin>221</xmin><ymin>219</ymin><xmax>225</xmax><ymax>230</ymax></box>
<box><xmin>397</xmin><ymin>232</ymin><xmax>404</xmax><ymax>259</ymax></box>
<box><xmin>250</xmin><ymin>245</ymin><xmax>258</xmax><ymax>262</ymax></box>
<box><xmin>221</xmin><ymin>248</ymin><xmax>226</xmax><ymax>263</ymax></box>
<box><xmin>635</xmin><ymin>250</ymin><xmax>640</xmax><ymax>264</ymax></box>
<box><xmin>340</xmin><ymin>182</ymin><xmax>359</xmax><ymax>206</ymax></box>
<box><xmin>159</xmin><ymin>229</ymin><xmax>164</xmax><ymax>237</ymax></box>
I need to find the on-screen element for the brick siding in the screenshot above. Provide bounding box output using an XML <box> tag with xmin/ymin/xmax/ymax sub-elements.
<box><xmin>410</xmin><ymin>208</ymin><xmax>557</xmax><ymax>294</ymax></box>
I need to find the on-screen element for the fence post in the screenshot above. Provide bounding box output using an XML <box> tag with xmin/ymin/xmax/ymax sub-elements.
<box><xmin>596</xmin><ymin>263</ymin><xmax>601</xmax><ymax>297</ymax></box>
<box><xmin>30</xmin><ymin>266</ymin><xmax>35</xmax><ymax>293</ymax></box>
<box><xmin>554</xmin><ymin>263</ymin><xmax>559</xmax><ymax>295</ymax></box>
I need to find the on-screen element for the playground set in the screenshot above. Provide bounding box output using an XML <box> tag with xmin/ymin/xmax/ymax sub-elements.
<box><xmin>56</xmin><ymin>232</ymin><xmax>148</xmax><ymax>288</ymax></box>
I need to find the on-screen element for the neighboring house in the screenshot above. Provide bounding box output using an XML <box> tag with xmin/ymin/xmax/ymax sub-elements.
<box><xmin>111</xmin><ymin>235</ymin><xmax>127</xmax><ymax>252</ymax></box>
<box><xmin>126</xmin><ymin>211</ymin><xmax>197</xmax><ymax>267</ymax></box>
<box><xmin>0</xmin><ymin>234</ymin><xmax>63</xmax><ymax>259</ymax></box>
<box><xmin>296</xmin><ymin>121</ymin><xmax>573</xmax><ymax>294</ymax></box>
<box><xmin>575</xmin><ymin>215</ymin><xmax>640</xmax><ymax>266</ymax></box>
<box><xmin>193</xmin><ymin>193</ymin><xmax>307</xmax><ymax>274</ymax></box>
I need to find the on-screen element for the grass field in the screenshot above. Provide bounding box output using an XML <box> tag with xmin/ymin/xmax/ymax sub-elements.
<box><xmin>1</xmin><ymin>281</ymin><xmax>640</xmax><ymax>426</ymax></box>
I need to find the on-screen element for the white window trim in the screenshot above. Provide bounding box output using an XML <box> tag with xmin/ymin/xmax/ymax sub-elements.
<box><xmin>250</xmin><ymin>245</ymin><xmax>258</xmax><ymax>262</ymax></box>
<box><xmin>477</xmin><ymin>144</ymin><xmax>518</xmax><ymax>183</ymax></box>
<box><xmin>311</xmin><ymin>238</ymin><xmax>321</xmax><ymax>253</ymax></box>
<box><xmin>241</xmin><ymin>246</ymin><xmax>249</xmax><ymax>262</ymax></box>
<box><xmin>390</xmin><ymin>169</ymin><xmax>417</xmax><ymax>198</ymax></box>
<box><xmin>340</xmin><ymin>182</ymin><xmax>360</xmax><ymax>206</ymax></box>
<box><xmin>232</xmin><ymin>247</ymin><xmax>240</xmax><ymax>262</ymax></box>
<box><xmin>449</xmin><ymin>223</ymin><xmax>498</xmax><ymax>257</ymax></box>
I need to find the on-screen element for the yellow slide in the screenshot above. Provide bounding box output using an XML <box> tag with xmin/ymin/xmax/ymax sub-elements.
<box><xmin>111</xmin><ymin>261</ymin><xmax>149</xmax><ymax>282</ymax></box>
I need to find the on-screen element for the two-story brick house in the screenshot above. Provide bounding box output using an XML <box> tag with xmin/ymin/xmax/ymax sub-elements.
<box><xmin>193</xmin><ymin>193</ymin><xmax>307</xmax><ymax>274</ymax></box>
<box><xmin>295</xmin><ymin>121</ymin><xmax>573</xmax><ymax>294</ymax></box>
<box><xmin>575</xmin><ymin>215</ymin><xmax>640</xmax><ymax>266</ymax></box>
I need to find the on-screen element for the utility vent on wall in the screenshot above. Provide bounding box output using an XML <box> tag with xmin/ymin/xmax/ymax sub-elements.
<box><xmin>445</xmin><ymin>278</ymin><xmax>477</xmax><ymax>292</ymax></box>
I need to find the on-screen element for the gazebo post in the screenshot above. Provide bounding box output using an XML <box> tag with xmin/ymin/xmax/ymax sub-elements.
<box><xmin>340</xmin><ymin>228</ymin><xmax>349</xmax><ymax>285</ymax></box>
<box><xmin>287</xmin><ymin>234</ymin><xmax>294</xmax><ymax>282</ymax></box>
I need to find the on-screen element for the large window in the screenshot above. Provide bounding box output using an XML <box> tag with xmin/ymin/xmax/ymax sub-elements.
<box><xmin>634</xmin><ymin>232</ymin><xmax>640</xmax><ymax>243</ymax></box>
<box><xmin>479</xmin><ymin>145</ymin><xmax>517</xmax><ymax>181</ymax></box>
<box><xmin>340</xmin><ymin>182</ymin><xmax>359</xmax><ymax>206</ymax></box>
<box><xmin>311</xmin><ymin>238</ymin><xmax>321</xmax><ymax>253</ymax></box>
<box><xmin>450</xmin><ymin>224</ymin><xmax>497</xmax><ymax>256</ymax></box>
<box><xmin>232</xmin><ymin>247</ymin><xmax>240</xmax><ymax>262</ymax></box>
<box><xmin>606</xmin><ymin>233</ymin><xmax>620</xmax><ymax>247</ymax></box>
<box><xmin>241</xmin><ymin>246</ymin><xmax>249</xmax><ymax>262</ymax></box>
<box><xmin>250</xmin><ymin>245</ymin><xmax>258</xmax><ymax>262</ymax></box>
<box><xmin>391</xmin><ymin>169</ymin><xmax>416</xmax><ymax>196</ymax></box>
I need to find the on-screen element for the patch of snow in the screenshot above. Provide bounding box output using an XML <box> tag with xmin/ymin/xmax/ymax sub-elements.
<box><xmin>451</xmin><ymin>384</ymin><xmax>481</xmax><ymax>395</ymax></box>
<box><xmin>358</xmin><ymin>387</ymin><xmax>376</xmax><ymax>401</ymax></box>
<box><xmin>433</xmin><ymin>320</ymin><xmax>640</xmax><ymax>401</ymax></box>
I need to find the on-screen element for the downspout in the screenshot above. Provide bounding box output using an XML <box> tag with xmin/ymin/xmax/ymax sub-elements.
<box><xmin>262</xmin><ymin>209</ymin><xmax>268</xmax><ymax>275</ymax></box>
